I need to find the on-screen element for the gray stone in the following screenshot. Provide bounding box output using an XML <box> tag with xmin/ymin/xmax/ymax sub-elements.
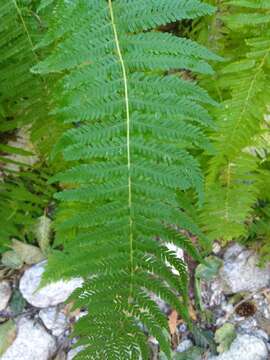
<box><xmin>255</xmin><ymin>295</ymin><xmax>270</xmax><ymax>320</ymax></box>
<box><xmin>223</xmin><ymin>243</ymin><xmax>243</xmax><ymax>261</ymax></box>
<box><xmin>54</xmin><ymin>351</ymin><xmax>67</xmax><ymax>360</ymax></box>
<box><xmin>237</xmin><ymin>318</ymin><xmax>258</xmax><ymax>333</ymax></box>
<box><xmin>216</xmin><ymin>302</ymin><xmax>233</xmax><ymax>326</ymax></box>
<box><xmin>149</xmin><ymin>336</ymin><xmax>159</xmax><ymax>360</ymax></box>
<box><xmin>200</xmin><ymin>278</ymin><xmax>225</xmax><ymax>309</ymax></box>
<box><xmin>19</xmin><ymin>261</ymin><xmax>83</xmax><ymax>308</ymax></box>
<box><xmin>209</xmin><ymin>334</ymin><xmax>268</xmax><ymax>360</ymax></box>
<box><xmin>219</xmin><ymin>244</ymin><xmax>270</xmax><ymax>294</ymax></box>
<box><xmin>176</xmin><ymin>339</ymin><xmax>193</xmax><ymax>353</ymax></box>
<box><xmin>0</xmin><ymin>281</ymin><xmax>12</xmax><ymax>311</ymax></box>
<box><xmin>235</xmin><ymin>318</ymin><xmax>269</xmax><ymax>341</ymax></box>
<box><xmin>0</xmin><ymin>318</ymin><xmax>56</xmax><ymax>360</ymax></box>
<box><xmin>39</xmin><ymin>307</ymin><xmax>69</xmax><ymax>337</ymax></box>
<box><xmin>212</xmin><ymin>242</ymin><xmax>221</xmax><ymax>255</ymax></box>
<box><xmin>256</xmin><ymin>314</ymin><xmax>270</xmax><ymax>336</ymax></box>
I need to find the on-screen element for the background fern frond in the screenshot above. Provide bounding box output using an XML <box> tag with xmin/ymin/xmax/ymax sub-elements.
<box><xmin>199</xmin><ymin>0</ymin><xmax>270</xmax><ymax>242</ymax></box>
<box><xmin>0</xmin><ymin>0</ymin><xmax>64</xmax><ymax>248</ymax></box>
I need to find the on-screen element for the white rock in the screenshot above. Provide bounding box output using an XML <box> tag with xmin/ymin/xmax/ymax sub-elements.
<box><xmin>237</xmin><ymin>318</ymin><xmax>258</xmax><ymax>333</ymax></box>
<box><xmin>0</xmin><ymin>281</ymin><xmax>12</xmax><ymax>311</ymax></box>
<box><xmin>74</xmin><ymin>309</ymin><xmax>88</xmax><ymax>322</ymax></box>
<box><xmin>255</xmin><ymin>295</ymin><xmax>270</xmax><ymax>320</ymax></box>
<box><xmin>19</xmin><ymin>261</ymin><xmax>83</xmax><ymax>308</ymax></box>
<box><xmin>148</xmin><ymin>336</ymin><xmax>159</xmax><ymax>345</ymax></box>
<box><xmin>165</xmin><ymin>242</ymin><xmax>184</xmax><ymax>275</ymax></box>
<box><xmin>253</xmin><ymin>330</ymin><xmax>269</xmax><ymax>342</ymax></box>
<box><xmin>221</xmin><ymin>301</ymin><xmax>233</xmax><ymax>314</ymax></box>
<box><xmin>4</xmin><ymin>127</ymin><xmax>38</xmax><ymax>172</ymax></box>
<box><xmin>200</xmin><ymin>278</ymin><xmax>225</xmax><ymax>309</ymax></box>
<box><xmin>212</xmin><ymin>242</ymin><xmax>221</xmax><ymax>255</ymax></box>
<box><xmin>165</xmin><ymin>243</ymin><xmax>184</xmax><ymax>260</ymax></box>
<box><xmin>209</xmin><ymin>334</ymin><xmax>268</xmax><ymax>360</ymax></box>
<box><xmin>67</xmin><ymin>346</ymin><xmax>85</xmax><ymax>360</ymax></box>
<box><xmin>220</xmin><ymin>244</ymin><xmax>270</xmax><ymax>294</ymax></box>
<box><xmin>0</xmin><ymin>318</ymin><xmax>56</xmax><ymax>360</ymax></box>
<box><xmin>223</xmin><ymin>243</ymin><xmax>243</xmax><ymax>261</ymax></box>
<box><xmin>210</xmin><ymin>280</ymin><xmax>226</xmax><ymax>307</ymax></box>
<box><xmin>176</xmin><ymin>339</ymin><xmax>193</xmax><ymax>353</ymax></box>
<box><xmin>149</xmin><ymin>292</ymin><xmax>170</xmax><ymax>314</ymax></box>
<box><xmin>39</xmin><ymin>307</ymin><xmax>69</xmax><ymax>337</ymax></box>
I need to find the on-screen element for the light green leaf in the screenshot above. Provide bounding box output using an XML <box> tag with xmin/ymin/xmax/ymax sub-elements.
<box><xmin>215</xmin><ymin>323</ymin><xmax>236</xmax><ymax>353</ymax></box>
<box><xmin>34</xmin><ymin>215</ymin><xmax>52</xmax><ymax>253</ymax></box>
<box><xmin>221</xmin><ymin>59</ymin><xmax>256</xmax><ymax>74</ymax></box>
<box><xmin>37</xmin><ymin>0</ymin><xmax>54</xmax><ymax>12</ymax></box>
<box><xmin>195</xmin><ymin>256</ymin><xmax>223</xmax><ymax>281</ymax></box>
<box><xmin>11</xmin><ymin>239</ymin><xmax>45</xmax><ymax>265</ymax></box>
<box><xmin>1</xmin><ymin>251</ymin><xmax>23</xmax><ymax>269</ymax></box>
<box><xmin>192</xmin><ymin>324</ymin><xmax>216</xmax><ymax>353</ymax></box>
<box><xmin>0</xmin><ymin>320</ymin><xmax>16</xmax><ymax>355</ymax></box>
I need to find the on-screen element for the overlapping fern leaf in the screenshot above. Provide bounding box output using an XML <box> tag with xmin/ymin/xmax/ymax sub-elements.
<box><xmin>201</xmin><ymin>0</ymin><xmax>270</xmax><ymax>242</ymax></box>
<box><xmin>0</xmin><ymin>165</ymin><xmax>55</xmax><ymax>249</ymax></box>
<box><xmin>0</xmin><ymin>0</ymin><xmax>64</xmax><ymax>157</ymax></box>
<box><xmin>0</xmin><ymin>0</ymin><xmax>63</xmax><ymax>247</ymax></box>
<box><xmin>34</xmin><ymin>1</ymin><xmax>219</xmax><ymax>358</ymax></box>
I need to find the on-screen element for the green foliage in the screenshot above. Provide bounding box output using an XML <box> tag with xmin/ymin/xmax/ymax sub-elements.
<box><xmin>0</xmin><ymin>0</ymin><xmax>63</xmax><ymax>156</ymax></box>
<box><xmin>173</xmin><ymin>346</ymin><xmax>204</xmax><ymax>359</ymax></box>
<box><xmin>200</xmin><ymin>0</ymin><xmax>270</xmax><ymax>243</ymax></box>
<box><xmin>191</xmin><ymin>323</ymin><xmax>216</xmax><ymax>354</ymax></box>
<box><xmin>242</xmin><ymin>199</ymin><xmax>270</xmax><ymax>264</ymax></box>
<box><xmin>33</xmin><ymin>0</ymin><xmax>219</xmax><ymax>358</ymax></box>
<box><xmin>0</xmin><ymin>0</ymin><xmax>63</xmax><ymax>249</ymax></box>
<box><xmin>0</xmin><ymin>166</ymin><xmax>54</xmax><ymax>248</ymax></box>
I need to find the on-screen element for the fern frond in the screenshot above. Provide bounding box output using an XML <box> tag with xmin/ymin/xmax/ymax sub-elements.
<box><xmin>34</xmin><ymin>0</ymin><xmax>217</xmax><ymax>358</ymax></box>
<box><xmin>0</xmin><ymin>0</ymin><xmax>64</xmax><ymax>247</ymax></box>
<box><xmin>201</xmin><ymin>0</ymin><xmax>270</xmax><ymax>242</ymax></box>
<box><xmin>0</xmin><ymin>0</ymin><xmax>64</xmax><ymax>157</ymax></box>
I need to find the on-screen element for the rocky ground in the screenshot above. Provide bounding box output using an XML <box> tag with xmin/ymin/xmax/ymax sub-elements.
<box><xmin>0</xmin><ymin>243</ymin><xmax>270</xmax><ymax>359</ymax></box>
<box><xmin>0</xmin><ymin>260</ymin><xmax>84</xmax><ymax>360</ymax></box>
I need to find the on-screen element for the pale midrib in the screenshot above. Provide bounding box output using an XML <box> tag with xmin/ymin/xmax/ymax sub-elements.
<box><xmin>108</xmin><ymin>0</ymin><xmax>134</xmax><ymax>297</ymax></box>
<box><xmin>13</xmin><ymin>0</ymin><xmax>50</xmax><ymax>100</ymax></box>
<box><xmin>224</xmin><ymin>162</ymin><xmax>232</xmax><ymax>222</ymax></box>
<box><xmin>13</xmin><ymin>0</ymin><xmax>39</xmax><ymax>63</ymax></box>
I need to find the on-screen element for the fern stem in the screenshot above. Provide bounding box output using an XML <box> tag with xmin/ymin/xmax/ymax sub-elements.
<box><xmin>224</xmin><ymin>162</ymin><xmax>232</xmax><ymax>222</ymax></box>
<box><xmin>12</xmin><ymin>0</ymin><xmax>39</xmax><ymax>62</ymax></box>
<box><xmin>13</xmin><ymin>0</ymin><xmax>51</xmax><ymax>113</ymax></box>
<box><xmin>108</xmin><ymin>0</ymin><xmax>134</xmax><ymax>299</ymax></box>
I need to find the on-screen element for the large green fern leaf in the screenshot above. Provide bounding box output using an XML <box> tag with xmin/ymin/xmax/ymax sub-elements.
<box><xmin>34</xmin><ymin>1</ymin><xmax>218</xmax><ymax>358</ymax></box>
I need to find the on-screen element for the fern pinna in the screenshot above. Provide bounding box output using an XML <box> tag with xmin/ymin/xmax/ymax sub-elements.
<box><xmin>201</xmin><ymin>0</ymin><xmax>270</xmax><ymax>243</ymax></box>
<box><xmin>34</xmin><ymin>1</ymin><xmax>219</xmax><ymax>358</ymax></box>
